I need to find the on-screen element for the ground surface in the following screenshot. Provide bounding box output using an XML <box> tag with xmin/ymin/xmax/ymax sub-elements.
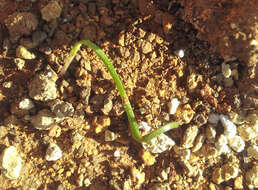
<box><xmin>0</xmin><ymin>0</ymin><xmax>257</xmax><ymax>190</ymax></box>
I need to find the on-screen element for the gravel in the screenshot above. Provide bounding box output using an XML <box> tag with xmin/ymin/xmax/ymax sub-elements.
<box><xmin>30</xmin><ymin>109</ymin><xmax>56</xmax><ymax>130</ymax></box>
<box><xmin>45</xmin><ymin>143</ymin><xmax>62</xmax><ymax>161</ymax></box>
<box><xmin>40</xmin><ymin>1</ymin><xmax>62</xmax><ymax>22</ymax></box>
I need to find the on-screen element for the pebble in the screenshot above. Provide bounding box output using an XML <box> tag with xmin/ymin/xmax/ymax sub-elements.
<box><xmin>45</xmin><ymin>143</ymin><xmax>62</xmax><ymax>161</ymax></box>
<box><xmin>139</xmin><ymin>40</ymin><xmax>152</xmax><ymax>54</ymax></box>
<box><xmin>228</xmin><ymin>135</ymin><xmax>245</xmax><ymax>152</ymax></box>
<box><xmin>29</xmin><ymin>73</ymin><xmax>58</xmax><ymax>101</ymax></box>
<box><xmin>101</xmin><ymin>98</ymin><xmax>113</xmax><ymax>115</ymax></box>
<box><xmin>149</xmin><ymin>183</ymin><xmax>171</xmax><ymax>190</ymax></box>
<box><xmin>174</xmin><ymin>104</ymin><xmax>195</xmax><ymax>124</ymax></box>
<box><xmin>140</xmin><ymin>122</ymin><xmax>175</xmax><ymax>153</ymax></box>
<box><xmin>0</xmin><ymin>146</ymin><xmax>23</xmax><ymax>179</ymax></box>
<box><xmin>48</xmin><ymin>99</ymin><xmax>74</xmax><ymax>120</ymax></box>
<box><xmin>30</xmin><ymin>109</ymin><xmax>55</xmax><ymax>130</ymax></box>
<box><xmin>41</xmin><ymin>1</ymin><xmax>62</xmax><ymax>22</ymax></box>
<box><xmin>16</xmin><ymin>45</ymin><xmax>36</xmax><ymax>59</ymax></box>
<box><xmin>48</xmin><ymin>125</ymin><xmax>62</xmax><ymax>137</ymax></box>
<box><xmin>139</xmin><ymin>149</ymin><xmax>156</xmax><ymax>166</ymax></box>
<box><xmin>92</xmin><ymin>116</ymin><xmax>111</xmax><ymax>134</ymax></box>
<box><xmin>4</xmin><ymin>12</ymin><xmax>38</xmax><ymax>42</ymax></box>
<box><xmin>221</xmin><ymin>62</ymin><xmax>231</xmax><ymax>78</ymax></box>
<box><xmin>245</xmin><ymin>165</ymin><xmax>258</xmax><ymax>189</ymax></box>
<box><xmin>173</xmin><ymin>146</ymin><xmax>191</xmax><ymax>160</ymax></box>
<box><xmin>212</xmin><ymin>163</ymin><xmax>239</xmax><ymax>184</ymax></box>
<box><xmin>206</xmin><ymin>125</ymin><xmax>217</xmax><ymax>143</ymax></box>
<box><xmin>220</xmin><ymin>114</ymin><xmax>237</xmax><ymax>138</ymax></box>
<box><xmin>131</xmin><ymin>167</ymin><xmax>145</xmax><ymax>185</ymax></box>
<box><xmin>0</xmin><ymin>126</ymin><xmax>8</xmax><ymax>138</ymax></box>
<box><xmin>247</xmin><ymin>145</ymin><xmax>258</xmax><ymax>160</ymax></box>
<box><xmin>113</xmin><ymin>150</ymin><xmax>120</xmax><ymax>158</ymax></box>
<box><xmin>208</xmin><ymin>113</ymin><xmax>220</xmax><ymax>125</ymax></box>
<box><xmin>104</xmin><ymin>130</ymin><xmax>117</xmax><ymax>141</ymax></box>
<box><xmin>182</xmin><ymin>125</ymin><xmax>199</xmax><ymax>149</ymax></box>
<box><xmin>14</xmin><ymin>58</ymin><xmax>25</xmax><ymax>70</ymax></box>
<box><xmin>175</xmin><ymin>49</ymin><xmax>185</xmax><ymax>58</ymax></box>
<box><xmin>191</xmin><ymin>133</ymin><xmax>205</xmax><ymax>152</ymax></box>
<box><xmin>238</xmin><ymin>125</ymin><xmax>256</xmax><ymax>141</ymax></box>
<box><xmin>168</xmin><ymin>98</ymin><xmax>180</xmax><ymax>115</ymax></box>
<box><xmin>215</xmin><ymin>134</ymin><xmax>230</xmax><ymax>154</ymax></box>
<box><xmin>18</xmin><ymin>98</ymin><xmax>34</xmax><ymax>110</ymax></box>
<box><xmin>234</xmin><ymin>176</ymin><xmax>244</xmax><ymax>190</ymax></box>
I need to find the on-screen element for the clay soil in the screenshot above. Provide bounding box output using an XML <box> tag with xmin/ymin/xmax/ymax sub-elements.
<box><xmin>0</xmin><ymin>0</ymin><xmax>257</xmax><ymax>190</ymax></box>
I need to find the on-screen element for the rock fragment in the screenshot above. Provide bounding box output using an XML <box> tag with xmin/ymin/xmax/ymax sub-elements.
<box><xmin>212</xmin><ymin>163</ymin><xmax>239</xmax><ymax>184</ymax></box>
<box><xmin>104</xmin><ymin>130</ymin><xmax>117</xmax><ymax>142</ymax></box>
<box><xmin>0</xmin><ymin>146</ymin><xmax>23</xmax><ymax>179</ymax></box>
<box><xmin>16</xmin><ymin>45</ymin><xmax>36</xmax><ymax>59</ymax></box>
<box><xmin>48</xmin><ymin>99</ymin><xmax>74</xmax><ymax>120</ymax></box>
<box><xmin>30</xmin><ymin>109</ymin><xmax>55</xmax><ymax>130</ymax></box>
<box><xmin>245</xmin><ymin>165</ymin><xmax>258</xmax><ymax>189</ymax></box>
<box><xmin>45</xmin><ymin>143</ymin><xmax>62</xmax><ymax>161</ymax></box>
<box><xmin>228</xmin><ymin>135</ymin><xmax>245</xmax><ymax>152</ymax></box>
<box><xmin>247</xmin><ymin>145</ymin><xmax>258</xmax><ymax>160</ymax></box>
<box><xmin>168</xmin><ymin>98</ymin><xmax>180</xmax><ymax>115</ymax></box>
<box><xmin>221</xmin><ymin>62</ymin><xmax>231</xmax><ymax>78</ymax></box>
<box><xmin>41</xmin><ymin>1</ymin><xmax>62</xmax><ymax>22</ymax></box>
<box><xmin>191</xmin><ymin>133</ymin><xmax>205</xmax><ymax>152</ymax></box>
<box><xmin>182</xmin><ymin>125</ymin><xmax>199</xmax><ymax>149</ymax></box>
<box><xmin>215</xmin><ymin>134</ymin><xmax>230</xmax><ymax>154</ymax></box>
<box><xmin>208</xmin><ymin>113</ymin><xmax>220</xmax><ymax>125</ymax></box>
<box><xmin>139</xmin><ymin>149</ymin><xmax>156</xmax><ymax>166</ymax></box>
<box><xmin>4</xmin><ymin>12</ymin><xmax>38</xmax><ymax>42</ymax></box>
<box><xmin>29</xmin><ymin>73</ymin><xmax>58</xmax><ymax>101</ymax></box>
<box><xmin>206</xmin><ymin>125</ymin><xmax>216</xmax><ymax>143</ymax></box>
<box><xmin>18</xmin><ymin>98</ymin><xmax>34</xmax><ymax>110</ymax></box>
<box><xmin>220</xmin><ymin>114</ymin><xmax>237</xmax><ymax>138</ymax></box>
<box><xmin>238</xmin><ymin>125</ymin><xmax>256</xmax><ymax>141</ymax></box>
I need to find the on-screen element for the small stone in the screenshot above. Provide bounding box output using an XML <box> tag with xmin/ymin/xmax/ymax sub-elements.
<box><xmin>247</xmin><ymin>145</ymin><xmax>258</xmax><ymax>160</ymax></box>
<box><xmin>215</xmin><ymin>134</ymin><xmax>230</xmax><ymax>154</ymax></box>
<box><xmin>173</xmin><ymin>146</ymin><xmax>191</xmax><ymax>160</ymax></box>
<box><xmin>220</xmin><ymin>114</ymin><xmax>237</xmax><ymax>138</ymax></box>
<box><xmin>245</xmin><ymin>165</ymin><xmax>258</xmax><ymax>189</ymax></box>
<box><xmin>191</xmin><ymin>133</ymin><xmax>205</xmax><ymax>152</ymax></box>
<box><xmin>48</xmin><ymin>125</ymin><xmax>61</xmax><ymax>137</ymax></box>
<box><xmin>228</xmin><ymin>135</ymin><xmax>245</xmax><ymax>152</ymax></box>
<box><xmin>16</xmin><ymin>45</ymin><xmax>36</xmax><ymax>59</ymax></box>
<box><xmin>0</xmin><ymin>146</ymin><xmax>22</xmax><ymax>179</ymax></box>
<box><xmin>174</xmin><ymin>104</ymin><xmax>195</xmax><ymax>124</ymax></box>
<box><xmin>4</xmin><ymin>12</ymin><xmax>38</xmax><ymax>42</ymax></box>
<box><xmin>208</xmin><ymin>113</ymin><xmax>220</xmax><ymax>125</ymax></box>
<box><xmin>14</xmin><ymin>58</ymin><xmax>25</xmax><ymax>70</ymax></box>
<box><xmin>41</xmin><ymin>1</ymin><xmax>62</xmax><ymax>22</ymax></box>
<box><xmin>48</xmin><ymin>99</ymin><xmax>74</xmax><ymax>120</ymax></box>
<box><xmin>93</xmin><ymin>116</ymin><xmax>111</xmax><ymax>134</ymax></box>
<box><xmin>113</xmin><ymin>150</ymin><xmax>120</xmax><ymax>158</ymax></box>
<box><xmin>182</xmin><ymin>125</ymin><xmax>199</xmax><ymax>149</ymax></box>
<box><xmin>45</xmin><ymin>143</ymin><xmax>62</xmax><ymax>161</ymax></box>
<box><xmin>30</xmin><ymin>109</ymin><xmax>55</xmax><ymax>130</ymax></box>
<box><xmin>200</xmin><ymin>144</ymin><xmax>218</xmax><ymax>159</ymax></box>
<box><xmin>101</xmin><ymin>98</ymin><xmax>113</xmax><ymax>115</ymax></box>
<box><xmin>139</xmin><ymin>40</ymin><xmax>152</xmax><ymax>54</ymax></box>
<box><xmin>0</xmin><ymin>126</ymin><xmax>8</xmax><ymax>138</ymax></box>
<box><xmin>131</xmin><ymin>167</ymin><xmax>145</xmax><ymax>185</ymax></box>
<box><xmin>234</xmin><ymin>176</ymin><xmax>243</xmax><ymax>190</ymax></box>
<box><xmin>206</xmin><ymin>125</ymin><xmax>217</xmax><ymax>143</ymax></box>
<box><xmin>222</xmin><ymin>62</ymin><xmax>231</xmax><ymax>78</ymax></box>
<box><xmin>168</xmin><ymin>98</ymin><xmax>180</xmax><ymax>115</ymax></box>
<box><xmin>238</xmin><ymin>125</ymin><xmax>256</xmax><ymax>141</ymax></box>
<box><xmin>175</xmin><ymin>49</ymin><xmax>184</xmax><ymax>58</ymax></box>
<box><xmin>139</xmin><ymin>149</ymin><xmax>156</xmax><ymax>166</ymax></box>
<box><xmin>212</xmin><ymin>168</ymin><xmax>224</xmax><ymax>184</ymax></box>
<box><xmin>18</xmin><ymin>98</ymin><xmax>34</xmax><ymax>110</ymax></box>
<box><xmin>149</xmin><ymin>183</ymin><xmax>171</xmax><ymax>190</ymax></box>
<box><xmin>212</xmin><ymin>163</ymin><xmax>238</xmax><ymax>184</ymax></box>
<box><xmin>117</xmin><ymin>31</ymin><xmax>125</xmax><ymax>46</ymax></box>
<box><xmin>29</xmin><ymin>73</ymin><xmax>58</xmax><ymax>101</ymax></box>
<box><xmin>104</xmin><ymin>130</ymin><xmax>117</xmax><ymax>141</ymax></box>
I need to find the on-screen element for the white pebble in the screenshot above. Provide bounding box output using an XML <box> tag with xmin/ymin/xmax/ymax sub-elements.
<box><xmin>208</xmin><ymin>113</ymin><xmax>220</xmax><ymax>125</ymax></box>
<box><xmin>220</xmin><ymin>114</ymin><xmax>237</xmax><ymax>138</ymax></box>
<box><xmin>228</xmin><ymin>135</ymin><xmax>245</xmax><ymax>153</ymax></box>
<box><xmin>105</xmin><ymin>130</ymin><xmax>117</xmax><ymax>141</ymax></box>
<box><xmin>221</xmin><ymin>62</ymin><xmax>231</xmax><ymax>78</ymax></box>
<box><xmin>215</xmin><ymin>134</ymin><xmax>230</xmax><ymax>154</ymax></box>
<box><xmin>114</xmin><ymin>150</ymin><xmax>120</xmax><ymax>158</ymax></box>
<box><xmin>138</xmin><ymin>121</ymin><xmax>152</xmax><ymax>132</ymax></box>
<box><xmin>45</xmin><ymin>143</ymin><xmax>62</xmax><ymax>161</ymax></box>
<box><xmin>175</xmin><ymin>49</ymin><xmax>184</xmax><ymax>58</ymax></box>
<box><xmin>168</xmin><ymin>98</ymin><xmax>180</xmax><ymax>115</ymax></box>
<box><xmin>0</xmin><ymin>146</ymin><xmax>23</xmax><ymax>179</ymax></box>
<box><xmin>19</xmin><ymin>98</ymin><xmax>35</xmax><ymax>110</ymax></box>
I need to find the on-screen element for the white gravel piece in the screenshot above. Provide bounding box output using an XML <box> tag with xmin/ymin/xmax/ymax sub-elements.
<box><xmin>139</xmin><ymin>122</ymin><xmax>175</xmax><ymax>154</ymax></box>
<box><xmin>208</xmin><ymin>113</ymin><xmax>220</xmax><ymax>125</ymax></box>
<box><xmin>0</xmin><ymin>146</ymin><xmax>22</xmax><ymax>179</ymax></box>
<box><xmin>19</xmin><ymin>98</ymin><xmax>34</xmax><ymax>110</ymax></box>
<box><xmin>220</xmin><ymin>114</ymin><xmax>237</xmax><ymax>138</ymax></box>
<box><xmin>105</xmin><ymin>130</ymin><xmax>117</xmax><ymax>141</ymax></box>
<box><xmin>182</xmin><ymin>125</ymin><xmax>199</xmax><ymax>149</ymax></box>
<box><xmin>114</xmin><ymin>150</ymin><xmax>120</xmax><ymax>158</ymax></box>
<box><xmin>215</xmin><ymin>134</ymin><xmax>230</xmax><ymax>154</ymax></box>
<box><xmin>221</xmin><ymin>62</ymin><xmax>231</xmax><ymax>78</ymax></box>
<box><xmin>175</xmin><ymin>49</ymin><xmax>184</xmax><ymax>58</ymax></box>
<box><xmin>16</xmin><ymin>45</ymin><xmax>36</xmax><ymax>59</ymax></box>
<box><xmin>48</xmin><ymin>99</ymin><xmax>74</xmax><ymax>120</ymax></box>
<box><xmin>168</xmin><ymin>98</ymin><xmax>180</xmax><ymax>115</ymax></box>
<box><xmin>45</xmin><ymin>143</ymin><xmax>62</xmax><ymax>161</ymax></box>
<box><xmin>228</xmin><ymin>135</ymin><xmax>245</xmax><ymax>152</ymax></box>
<box><xmin>30</xmin><ymin>109</ymin><xmax>55</xmax><ymax>130</ymax></box>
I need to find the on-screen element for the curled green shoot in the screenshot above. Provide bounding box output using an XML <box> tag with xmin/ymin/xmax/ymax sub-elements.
<box><xmin>59</xmin><ymin>40</ymin><xmax>180</xmax><ymax>143</ymax></box>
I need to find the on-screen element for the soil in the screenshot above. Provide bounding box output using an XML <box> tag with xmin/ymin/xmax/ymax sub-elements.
<box><xmin>0</xmin><ymin>0</ymin><xmax>257</xmax><ymax>190</ymax></box>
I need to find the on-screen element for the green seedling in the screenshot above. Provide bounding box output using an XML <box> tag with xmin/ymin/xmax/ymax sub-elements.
<box><xmin>59</xmin><ymin>40</ymin><xmax>180</xmax><ymax>143</ymax></box>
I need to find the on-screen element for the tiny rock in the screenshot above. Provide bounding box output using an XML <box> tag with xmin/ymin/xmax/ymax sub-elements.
<box><xmin>238</xmin><ymin>125</ymin><xmax>256</xmax><ymax>141</ymax></box>
<box><xmin>234</xmin><ymin>176</ymin><xmax>244</xmax><ymax>190</ymax></box>
<box><xmin>45</xmin><ymin>143</ymin><xmax>62</xmax><ymax>161</ymax></box>
<box><xmin>105</xmin><ymin>130</ymin><xmax>117</xmax><ymax>141</ymax></box>
<box><xmin>168</xmin><ymin>98</ymin><xmax>180</xmax><ymax>115</ymax></box>
<box><xmin>41</xmin><ymin>1</ymin><xmax>62</xmax><ymax>22</ymax></box>
<box><xmin>19</xmin><ymin>98</ymin><xmax>34</xmax><ymax>110</ymax></box>
<box><xmin>48</xmin><ymin>99</ymin><xmax>74</xmax><ymax>120</ymax></box>
<box><xmin>212</xmin><ymin>163</ymin><xmax>238</xmax><ymax>184</ymax></box>
<box><xmin>182</xmin><ymin>125</ymin><xmax>199</xmax><ymax>149</ymax></box>
<box><xmin>16</xmin><ymin>45</ymin><xmax>36</xmax><ymax>59</ymax></box>
<box><xmin>0</xmin><ymin>126</ymin><xmax>8</xmax><ymax>138</ymax></box>
<box><xmin>30</xmin><ymin>109</ymin><xmax>55</xmax><ymax>130</ymax></box>
<box><xmin>139</xmin><ymin>149</ymin><xmax>156</xmax><ymax>166</ymax></box>
<box><xmin>0</xmin><ymin>146</ymin><xmax>23</xmax><ymax>179</ymax></box>
<box><xmin>245</xmin><ymin>165</ymin><xmax>258</xmax><ymax>189</ymax></box>
<box><xmin>228</xmin><ymin>135</ymin><xmax>245</xmax><ymax>152</ymax></box>
<box><xmin>206</xmin><ymin>125</ymin><xmax>217</xmax><ymax>143</ymax></box>
<box><xmin>131</xmin><ymin>167</ymin><xmax>145</xmax><ymax>185</ymax></box>
<box><xmin>220</xmin><ymin>114</ymin><xmax>237</xmax><ymax>138</ymax></box>
<box><xmin>222</xmin><ymin>62</ymin><xmax>232</xmax><ymax>78</ymax></box>
<box><xmin>247</xmin><ymin>145</ymin><xmax>258</xmax><ymax>160</ymax></box>
<box><xmin>29</xmin><ymin>73</ymin><xmax>58</xmax><ymax>101</ymax></box>
<box><xmin>215</xmin><ymin>134</ymin><xmax>230</xmax><ymax>154</ymax></box>
<box><xmin>139</xmin><ymin>40</ymin><xmax>152</xmax><ymax>54</ymax></box>
<box><xmin>174</xmin><ymin>104</ymin><xmax>195</xmax><ymax>124</ymax></box>
<box><xmin>14</xmin><ymin>58</ymin><xmax>25</xmax><ymax>70</ymax></box>
<box><xmin>174</xmin><ymin>146</ymin><xmax>191</xmax><ymax>160</ymax></box>
<box><xmin>208</xmin><ymin>113</ymin><xmax>220</xmax><ymax>125</ymax></box>
<box><xmin>191</xmin><ymin>133</ymin><xmax>205</xmax><ymax>152</ymax></box>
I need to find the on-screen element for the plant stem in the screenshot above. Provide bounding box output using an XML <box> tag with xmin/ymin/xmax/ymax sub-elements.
<box><xmin>60</xmin><ymin>40</ymin><xmax>180</xmax><ymax>143</ymax></box>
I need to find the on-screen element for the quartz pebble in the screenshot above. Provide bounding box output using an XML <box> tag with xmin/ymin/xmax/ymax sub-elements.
<box><xmin>168</xmin><ymin>98</ymin><xmax>180</xmax><ymax>115</ymax></box>
<box><xmin>19</xmin><ymin>98</ymin><xmax>34</xmax><ymax>110</ymax></box>
<box><xmin>16</xmin><ymin>45</ymin><xmax>36</xmax><ymax>59</ymax></box>
<box><xmin>220</xmin><ymin>114</ymin><xmax>237</xmax><ymax>138</ymax></box>
<box><xmin>221</xmin><ymin>62</ymin><xmax>231</xmax><ymax>78</ymax></box>
<box><xmin>228</xmin><ymin>135</ymin><xmax>245</xmax><ymax>152</ymax></box>
<box><xmin>105</xmin><ymin>130</ymin><xmax>117</xmax><ymax>141</ymax></box>
<box><xmin>140</xmin><ymin>122</ymin><xmax>175</xmax><ymax>153</ymax></box>
<box><xmin>45</xmin><ymin>143</ymin><xmax>62</xmax><ymax>161</ymax></box>
<box><xmin>215</xmin><ymin>134</ymin><xmax>230</xmax><ymax>154</ymax></box>
<box><xmin>30</xmin><ymin>109</ymin><xmax>55</xmax><ymax>130</ymax></box>
<box><xmin>0</xmin><ymin>146</ymin><xmax>22</xmax><ymax>179</ymax></box>
<box><xmin>41</xmin><ymin>1</ymin><xmax>62</xmax><ymax>22</ymax></box>
<box><xmin>245</xmin><ymin>165</ymin><xmax>258</xmax><ymax>189</ymax></box>
<box><xmin>182</xmin><ymin>125</ymin><xmax>199</xmax><ymax>149</ymax></box>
